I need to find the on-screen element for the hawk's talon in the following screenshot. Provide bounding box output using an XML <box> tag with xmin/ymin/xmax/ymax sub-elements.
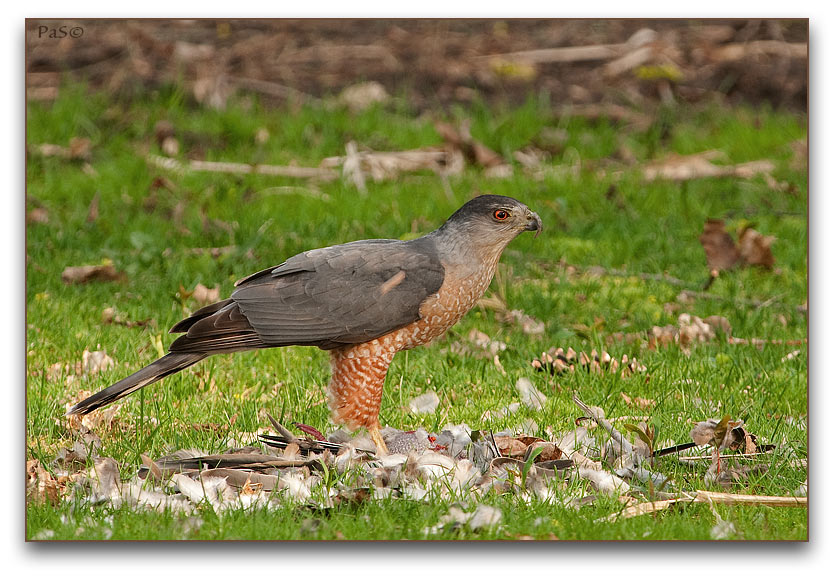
<box><xmin>369</xmin><ymin>426</ymin><xmax>389</xmax><ymax>456</ymax></box>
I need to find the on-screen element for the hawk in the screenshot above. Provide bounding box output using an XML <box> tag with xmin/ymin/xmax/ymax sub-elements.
<box><xmin>68</xmin><ymin>195</ymin><xmax>542</xmax><ymax>453</ymax></box>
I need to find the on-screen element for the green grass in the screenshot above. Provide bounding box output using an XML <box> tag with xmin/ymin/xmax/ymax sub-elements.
<box><xmin>26</xmin><ymin>83</ymin><xmax>807</xmax><ymax>541</ymax></box>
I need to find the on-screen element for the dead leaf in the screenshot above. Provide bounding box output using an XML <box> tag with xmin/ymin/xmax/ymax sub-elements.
<box><xmin>781</xmin><ymin>349</ymin><xmax>801</xmax><ymax>362</ymax></box>
<box><xmin>620</xmin><ymin>392</ymin><xmax>656</xmax><ymax>410</ymax></box>
<box><xmin>737</xmin><ymin>226</ymin><xmax>775</xmax><ymax>269</ymax></box>
<box><xmin>31</xmin><ymin>138</ymin><xmax>92</xmax><ymax>161</ymax></box>
<box><xmin>448</xmin><ymin>329</ymin><xmax>507</xmax><ymax>360</ymax></box>
<box><xmin>408</xmin><ymin>391</ymin><xmax>440</xmax><ymax>414</ymax></box>
<box><xmin>525</xmin><ymin>441</ymin><xmax>563</xmax><ymax>462</ymax></box>
<box><xmin>61</xmin><ymin>261</ymin><xmax>124</xmax><ymax>284</ymax></box>
<box><xmin>81</xmin><ymin>349</ymin><xmax>115</xmax><ymax>376</ymax></box>
<box><xmin>689</xmin><ymin>416</ymin><xmax>758</xmax><ymax>453</ymax></box>
<box><xmin>26</xmin><ymin>207</ymin><xmax>49</xmax><ymax>224</ymax></box>
<box><xmin>86</xmin><ymin>192</ymin><xmax>100</xmax><ymax>223</ymax></box>
<box><xmin>69</xmin><ymin>137</ymin><xmax>92</xmax><ymax>160</ymax></box>
<box><xmin>700</xmin><ymin>219</ymin><xmax>742</xmax><ymax>272</ymax></box>
<box><xmin>496</xmin><ymin>309</ymin><xmax>545</xmax><ymax>335</ymax></box>
<box><xmin>26</xmin><ymin>459</ymin><xmax>62</xmax><ymax>505</ymax></box>
<box><xmin>515</xmin><ymin>377</ymin><xmax>547</xmax><ymax>411</ymax></box>
<box><xmin>102</xmin><ymin>307</ymin><xmax>154</xmax><ymax>328</ymax></box>
<box><xmin>699</xmin><ymin>219</ymin><xmax>776</xmax><ymax>272</ymax></box>
<box><xmin>338</xmin><ymin>81</ymin><xmax>390</xmax><ymax>112</ymax></box>
<box><xmin>191</xmin><ymin>283</ymin><xmax>220</xmax><ymax>306</ymax></box>
<box><xmin>480</xmin><ymin>402</ymin><xmax>520</xmax><ymax>422</ymax></box>
<box><xmin>493</xmin><ymin>436</ymin><xmax>531</xmax><ymax>458</ymax></box>
<box><xmin>427</xmin><ymin>504</ymin><xmax>503</xmax><ymax>534</ymax></box>
<box><xmin>610</xmin><ymin>313</ymin><xmax>731</xmax><ymax>352</ymax></box>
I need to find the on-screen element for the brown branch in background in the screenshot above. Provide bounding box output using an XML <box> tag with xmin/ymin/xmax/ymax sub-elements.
<box><xmin>480</xmin><ymin>28</ymin><xmax>657</xmax><ymax>65</ymax></box>
<box><xmin>687</xmin><ymin>490</ymin><xmax>807</xmax><ymax>507</ymax></box>
<box><xmin>726</xmin><ymin>337</ymin><xmax>807</xmax><ymax>347</ymax></box>
<box><xmin>228</xmin><ymin>76</ymin><xmax>321</xmax><ymax>104</ymax></box>
<box><xmin>709</xmin><ymin>41</ymin><xmax>807</xmax><ymax>62</ymax></box>
<box><xmin>556</xmin><ymin>104</ymin><xmax>654</xmax><ymax>130</ymax></box>
<box><xmin>147</xmin><ymin>154</ymin><xmax>339</xmax><ymax>181</ymax></box>
<box><xmin>602</xmin><ymin>490</ymin><xmax>807</xmax><ymax>521</ymax></box>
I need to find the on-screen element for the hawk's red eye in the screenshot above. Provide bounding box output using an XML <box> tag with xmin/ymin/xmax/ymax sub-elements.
<box><xmin>493</xmin><ymin>209</ymin><xmax>510</xmax><ymax>221</ymax></box>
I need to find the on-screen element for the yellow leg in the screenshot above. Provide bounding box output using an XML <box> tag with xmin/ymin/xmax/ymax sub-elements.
<box><xmin>369</xmin><ymin>425</ymin><xmax>389</xmax><ymax>456</ymax></box>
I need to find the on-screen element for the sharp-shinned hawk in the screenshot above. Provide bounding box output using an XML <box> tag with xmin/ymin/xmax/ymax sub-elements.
<box><xmin>68</xmin><ymin>194</ymin><xmax>542</xmax><ymax>453</ymax></box>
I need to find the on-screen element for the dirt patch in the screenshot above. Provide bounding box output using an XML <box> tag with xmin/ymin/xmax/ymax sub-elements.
<box><xmin>26</xmin><ymin>19</ymin><xmax>807</xmax><ymax>111</ymax></box>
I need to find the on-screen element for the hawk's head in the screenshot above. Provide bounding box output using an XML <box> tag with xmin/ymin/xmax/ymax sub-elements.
<box><xmin>443</xmin><ymin>194</ymin><xmax>542</xmax><ymax>245</ymax></box>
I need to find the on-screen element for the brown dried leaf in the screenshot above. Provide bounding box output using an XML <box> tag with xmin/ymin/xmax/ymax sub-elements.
<box><xmin>191</xmin><ymin>283</ymin><xmax>220</xmax><ymax>306</ymax></box>
<box><xmin>81</xmin><ymin>349</ymin><xmax>115</xmax><ymax>376</ymax></box>
<box><xmin>102</xmin><ymin>307</ymin><xmax>154</xmax><ymax>328</ymax></box>
<box><xmin>26</xmin><ymin>459</ymin><xmax>62</xmax><ymax>505</ymax></box>
<box><xmin>68</xmin><ymin>137</ymin><xmax>92</xmax><ymax>160</ymax></box>
<box><xmin>449</xmin><ymin>328</ymin><xmax>507</xmax><ymax>360</ymax></box>
<box><xmin>408</xmin><ymin>390</ymin><xmax>440</xmax><ymax>414</ymax></box>
<box><xmin>496</xmin><ymin>308</ymin><xmax>545</xmax><ymax>335</ymax></box>
<box><xmin>26</xmin><ymin>207</ymin><xmax>49</xmax><ymax>224</ymax></box>
<box><xmin>61</xmin><ymin>262</ymin><xmax>124</xmax><ymax>284</ymax></box>
<box><xmin>493</xmin><ymin>436</ymin><xmax>530</xmax><ymax>458</ymax></box>
<box><xmin>338</xmin><ymin>81</ymin><xmax>390</xmax><ymax>112</ymax></box>
<box><xmin>700</xmin><ymin>219</ymin><xmax>776</xmax><ymax>272</ymax></box>
<box><xmin>620</xmin><ymin>392</ymin><xmax>656</xmax><ymax>410</ymax></box>
<box><xmin>699</xmin><ymin>219</ymin><xmax>741</xmax><ymax>272</ymax></box>
<box><xmin>737</xmin><ymin>227</ymin><xmax>775</xmax><ymax>269</ymax></box>
<box><xmin>525</xmin><ymin>441</ymin><xmax>563</xmax><ymax>462</ymax></box>
<box><xmin>690</xmin><ymin>416</ymin><xmax>746</xmax><ymax>450</ymax></box>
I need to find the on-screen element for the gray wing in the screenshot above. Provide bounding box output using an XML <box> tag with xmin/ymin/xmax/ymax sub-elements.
<box><xmin>170</xmin><ymin>238</ymin><xmax>445</xmax><ymax>353</ymax></box>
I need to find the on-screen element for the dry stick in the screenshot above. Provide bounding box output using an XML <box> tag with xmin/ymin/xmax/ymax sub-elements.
<box><xmin>147</xmin><ymin>154</ymin><xmax>339</xmax><ymax>181</ymax></box>
<box><xmin>478</xmin><ymin>29</ymin><xmax>656</xmax><ymax>65</ymax></box>
<box><xmin>555</xmin><ymin>104</ymin><xmax>654</xmax><ymax>130</ymax></box>
<box><xmin>711</xmin><ymin>41</ymin><xmax>807</xmax><ymax>62</ymax></box>
<box><xmin>572</xmin><ymin>394</ymin><xmax>633</xmax><ymax>455</ymax></box>
<box><xmin>600</xmin><ymin>498</ymin><xmax>683</xmax><ymax>522</ymax></box>
<box><xmin>228</xmin><ymin>76</ymin><xmax>321</xmax><ymax>104</ymax></box>
<box><xmin>676</xmin><ymin>451</ymin><xmax>779</xmax><ymax>462</ymax></box>
<box><xmin>686</xmin><ymin>490</ymin><xmax>807</xmax><ymax>507</ymax></box>
<box><xmin>603</xmin><ymin>490</ymin><xmax>807</xmax><ymax>521</ymax></box>
<box><xmin>481</xmin><ymin>43</ymin><xmax>626</xmax><ymax>64</ymax></box>
<box><xmin>727</xmin><ymin>336</ymin><xmax>807</xmax><ymax>346</ymax></box>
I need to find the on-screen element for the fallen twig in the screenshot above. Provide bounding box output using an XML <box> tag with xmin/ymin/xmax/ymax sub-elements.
<box><xmin>601</xmin><ymin>497</ymin><xmax>684</xmax><ymax>521</ymax></box>
<box><xmin>479</xmin><ymin>29</ymin><xmax>656</xmax><ymax>65</ymax></box>
<box><xmin>677</xmin><ymin>451</ymin><xmax>773</xmax><ymax>462</ymax></box>
<box><xmin>709</xmin><ymin>41</ymin><xmax>807</xmax><ymax>62</ymax></box>
<box><xmin>572</xmin><ymin>394</ymin><xmax>634</xmax><ymax>456</ymax></box>
<box><xmin>602</xmin><ymin>489</ymin><xmax>807</xmax><ymax>521</ymax></box>
<box><xmin>555</xmin><ymin>104</ymin><xmax>654</xmax><ymax>130</ymax></box>
<box><xmin>147</xmin><ymin>154</ymin><xmax>339</xmax><ymax>181</ymax></box>
<box><xmin>228</xmin><ymin>76</ymin><xmax>321</xmax><ymax>104</ymax></box>
<box><xmin>685</xmin><ymin>490</ymin><xmax>807</xmax><ymax>507</ymax></box>
<box><xmin>727</xmin><ymin>337</ymin><xmax>807</xmax><ymax>347</ymax></box>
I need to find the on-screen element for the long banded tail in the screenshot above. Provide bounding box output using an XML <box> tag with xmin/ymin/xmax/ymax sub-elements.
<box><xmin>66</xmin><ymin>352</ymin><xmax>207</xmax><ymax>415</ymax></box>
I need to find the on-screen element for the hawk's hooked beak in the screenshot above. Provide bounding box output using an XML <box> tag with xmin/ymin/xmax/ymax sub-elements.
<box><xmin>525</xmin><ymin>211</ymin><xmax>542</xmax><ymax>238</ymax></box>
